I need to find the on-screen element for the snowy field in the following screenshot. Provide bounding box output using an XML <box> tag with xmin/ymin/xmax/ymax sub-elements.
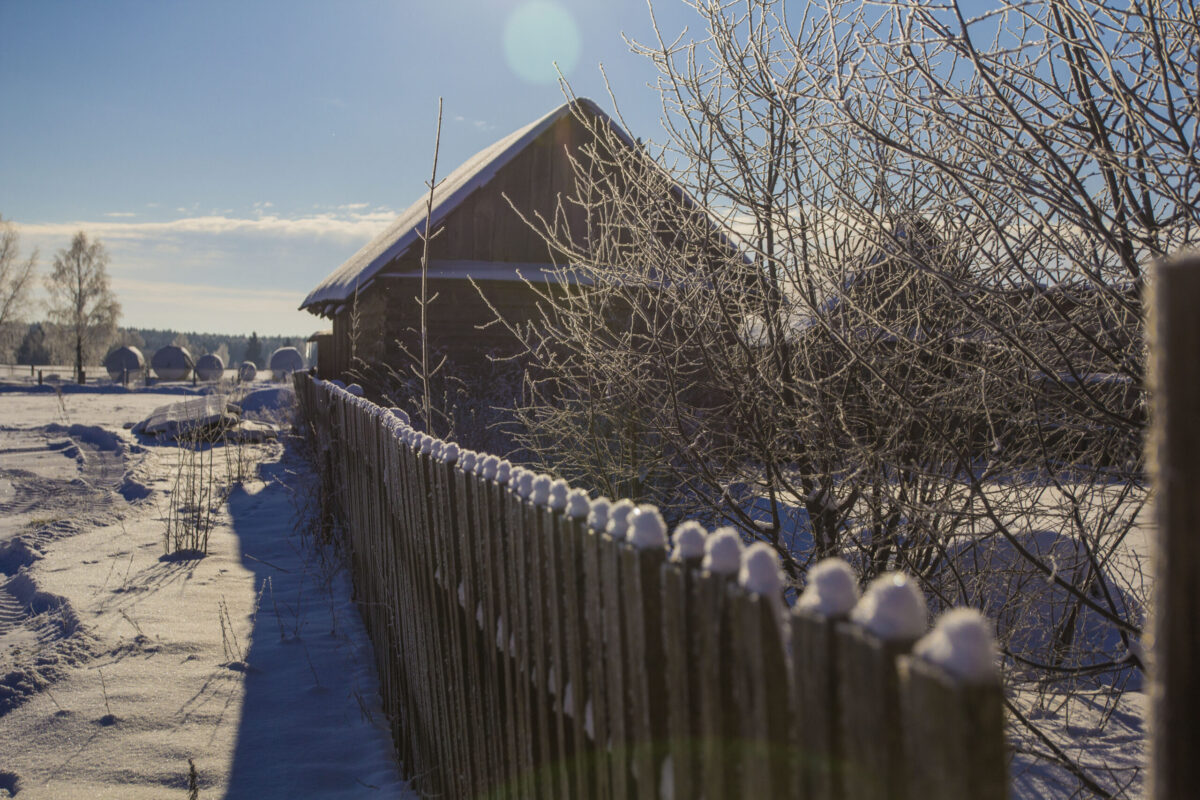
<box><xmin>0</xmin><ymin>379</ymin><xmax>413</xmax><ymax>798</ymax></box>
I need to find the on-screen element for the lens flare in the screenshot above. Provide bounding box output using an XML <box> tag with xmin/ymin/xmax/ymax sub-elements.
<box><xmin>502</xmin><ymin>1</ymin><xmax>581</xmax><ymax>85</ymax></box>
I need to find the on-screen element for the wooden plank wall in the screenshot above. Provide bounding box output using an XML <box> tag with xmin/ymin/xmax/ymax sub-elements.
<box><xmin>295</xmin><ymin>373</ymin><xmax>1009</xmax><ymax>799</ymax></box>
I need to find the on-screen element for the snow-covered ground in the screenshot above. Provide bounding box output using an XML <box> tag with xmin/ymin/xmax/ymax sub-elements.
<box><xmin>0</xmin><ymin>379</ymin><xmax>413</xmax><ymax>798</ymax></box>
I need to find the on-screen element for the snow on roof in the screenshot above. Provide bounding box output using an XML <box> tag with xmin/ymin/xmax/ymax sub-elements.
<box><xmin>301</xmin><ymin>98</ymin><xmax>630</xmax><ymax>313</ymax></box>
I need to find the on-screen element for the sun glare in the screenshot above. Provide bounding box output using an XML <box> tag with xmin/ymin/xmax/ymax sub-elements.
<box><xmin>502</xmin><ymin>1</ymin><xmax>581</xmax><ymax>85</ymax></box>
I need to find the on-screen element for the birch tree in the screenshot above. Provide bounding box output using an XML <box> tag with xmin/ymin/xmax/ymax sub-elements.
<box><xmin>46</xmin><ymin>231</ymin><xmax>120</xmax><ymax>382</ymax></box>
<box><xmin>0</xmin><ymin>215</ymin><xmax>38</xmax><ymax>360</ymax></box>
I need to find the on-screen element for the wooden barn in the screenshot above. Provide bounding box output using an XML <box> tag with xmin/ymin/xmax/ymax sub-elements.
<box><xmin>300</xmin><ymin>97</ymin><xmax>742</xmax><ymax>385</ymax></box>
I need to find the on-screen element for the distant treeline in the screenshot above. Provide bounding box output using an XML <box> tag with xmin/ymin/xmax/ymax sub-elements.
<box><xmin>1</xmin><ymin>321</ymin><xmax>307</xmax><ymax>367</ymax></box>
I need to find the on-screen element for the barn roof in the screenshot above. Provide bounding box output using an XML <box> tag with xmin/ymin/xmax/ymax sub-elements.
<box><xmin>301</xmin><ymin>98</ymin><xmax>635</xmax><ymax>314</ymax></box>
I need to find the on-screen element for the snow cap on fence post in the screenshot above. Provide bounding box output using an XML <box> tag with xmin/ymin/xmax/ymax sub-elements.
<box><xmin>628</xmin><ymin>504</ymin><xmax>668</xmax><ymax>550</ymax></box>
<box><xmin>566</xmin><ymin>488</ymin><xmax>591</xmax><ymax>519</ymax></box>
<box><xmin>912</xmin><ymin>607</ymin><xmax>999</xmax><ymax>683</ymax></box>
<box><xmin>516</xmin><ymin>469</ymin><xmax>535</xmax><ymax>500</ymax></box>
<box><xmin>797</xmin><ymin>558</ymin><xmax>860</xmax><ymax>617</ymax></box>
<box><xmin>703</xmin><ymin>527</ymin><xmax>743</xmax><ymax>574</ymax></box>
<box><xmin>606</xmin><ymin>499</ymin><xmax>636</xmax><ymax>540</ymax></box>
<box><xmin>548</xmin><ymin>479</ymin><xmax>569</xmax><ymax>511</ymax></box>
<box><xmin>441</xmin><ymin>442</ymin><xmax>460</xmax><ymax>463</ymax></box>
<box><xmin>481</xmin><ymin>455</ymin><xmax>499</xmax><ymax>480</ymax></box>
<box><xmin>850</xmin><ymin>572</ymin><xmax>928</xmax><ymax>641</ymax></box>
<box><xmin>587</xmin><ymin>497</ymin><xmax>612</xmax><ymax>532</ymax></box>
<box><xmin>459</xmin><ymin>450</ymin><xmax>477</xmax><ymax>473</ymax></box>
<box><xmin>418</xmin><ymin>434</ymin><xmax>434</xmax><ymax>455</ymax></box>
<box><xmin>495</xmin><ymin>460</ymin><xmax>512</xmax><ymax>484</ymax></box>
<box><xmin>671</xmin><ymin>521</ymin><xmax>707</xmax><ymax>562</ymax></box>
<box><xmin>431</xmin><ymin>439</ymin><xmax>445</xmax><ymax>459</ymax></box>
<box><xmin>739</xmin><ymin>542</ymin><xmax>784</xmax><ymax>596</ymax></box>
<box><xmin>388</xmin><ymin>407</ymin><xmax>410</xmax><ymax>425</ymax></box>
<box><xmin>346</xmin><ymin>383</ymin><xmax>364</xmax><ymax>397</ymax></box>
<box><xmin>530</xmin><ymin>474</ymin><xmax>552</xmax><ymax>505</ymax></box>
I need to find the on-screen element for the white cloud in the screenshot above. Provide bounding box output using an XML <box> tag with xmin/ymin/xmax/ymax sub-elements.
<box><xmin>15</xmin><ymin>207</ymin><xmax>396</xmax><ymax>244</ymax></box>
<box><xmin>110</xmin><ymin>278</ymin><xmax>317</xmax><ymax>335</ymax></box>
<box><xmin>104</xmin><ymin>211</ymin><xmax>137</xmax><ymax>218</ymax></box>
<box><xmin>11</xmin><ymin>206</ymin><xmax>397</xmax><ymax>334</ymax></box>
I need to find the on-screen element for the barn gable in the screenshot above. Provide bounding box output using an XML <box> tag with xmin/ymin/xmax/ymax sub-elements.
<box><xmin>302</xmin><ymin>98</ymin><xmax>628</xmax><ymax>318</ymax></box>
<box><xmin>302</xmin><ymin>97</ymin><xmax>747</xmax><ymax>383</ymax></box>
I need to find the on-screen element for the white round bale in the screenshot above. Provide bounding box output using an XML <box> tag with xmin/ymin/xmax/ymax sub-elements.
<box><xmin>268</xmin><ymin>346</ymin><xmax>305</xmax><ymax>380</ymax></box>
<box><xmin>238</xmin><ymin>361</ymin><xmax>258</xmax><ymax>382</ymax></box>
<box><xmin>194</xmin><ymin>353</ymin><xmax>225</xmax><ymax>382</ymax></box>
<box><xmin>103</xmin><ymin>346</ymin><xmax>145</xmax><ymax>381</ymax></box>
<box><xmin>151</xmin><ymin>345</ymin><xmax>195</xmax><ymax>381</ymax></box>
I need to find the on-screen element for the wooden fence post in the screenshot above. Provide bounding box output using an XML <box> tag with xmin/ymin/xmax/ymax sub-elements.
<box><xmin>898</xmin><ymin>656</ymin><xmax>1006</xmax><ymax>800</ymax></box>
<box><xmin>1149</xmin><ymin>253</ymin><xmax>1200</xmax><ymax>800</ymax></box>
<box><xmin>791</xmin><ymin>609</ymin><xmax>844</xmax><ymax>800</ymax></box>
<box><xmin>835</xmin><ymin>623</ymin><xmax>917</xmax><ymax>800</ymax></box>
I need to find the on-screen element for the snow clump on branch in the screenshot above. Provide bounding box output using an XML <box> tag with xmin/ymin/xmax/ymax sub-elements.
<box><xmin>913</xmin><ymin>608</ymin><xmax>999</xmax><ymax>683</ymax></box>
<box><xmin>797</xmin><ymin>558</ymin><xmax>860</xmax><ymax>617</ymax></box>
<box><xmin>851</xmin><ymin>573</ymin><xmax>928</xmax><ymax>641</ymax></box>
<box><xmin>703</xmin><ymin>527</ymin><xmax>743</xmax><ymax>574</ymax></box>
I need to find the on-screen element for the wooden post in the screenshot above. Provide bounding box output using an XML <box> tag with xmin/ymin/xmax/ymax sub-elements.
<box><xmin>898</xmin><ymin>656</ymin><xmax>1006</xmax><ymax>800</ymax></box>
<box><xmin>835</xmin><ymin>623</ymin><xmax>917</xmax><ymax>800</ymax></box>
<box><xmin>791</xmin><ymin>610</ymin><xmax>844</xmax><ymax>800</ymax></box>
<box><xmin>1149</xmin><ymin>254</ymin><xmax>1200</xmax><ymax>800</ymax></box>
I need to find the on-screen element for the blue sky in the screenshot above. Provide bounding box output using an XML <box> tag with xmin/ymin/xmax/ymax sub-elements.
<box><xmin>0</xmin><ymin>0</ymin><xmax>694</xmax><ymax>335</ymax></box>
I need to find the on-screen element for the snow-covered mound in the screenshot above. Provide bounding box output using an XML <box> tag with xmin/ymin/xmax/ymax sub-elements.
<box><xmin>239</xmin><ymin>386</ymin><xmax>295</xmax><ymax>416</ymax></box>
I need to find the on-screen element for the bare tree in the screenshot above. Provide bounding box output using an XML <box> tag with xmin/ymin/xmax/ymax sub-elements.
<box><xmin>489</xmin><ymin>0</ymin><xmax>1190</xmax><ymax>794</ymax></box>
<box><xmin>46</xmin><ymin>231</ymin><xmax>120</xmax><ymax>382</ymax></box>
<box><xmin>0</xmin><ymin>215</ymin><xmax>38</xmax><ymax>360</ymax></box>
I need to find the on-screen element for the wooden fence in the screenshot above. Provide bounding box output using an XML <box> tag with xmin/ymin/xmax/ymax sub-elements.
<box><xmin>295</xmin><ymin>374</ymin><xmax>1007</xmax><ymax>800</ymax></box>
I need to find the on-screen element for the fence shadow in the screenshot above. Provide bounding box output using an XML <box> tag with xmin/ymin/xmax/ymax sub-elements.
<box><xmin>220</xmin><ymin>438</ymin><xmax>406</xmax><ymax>799</ymax></box>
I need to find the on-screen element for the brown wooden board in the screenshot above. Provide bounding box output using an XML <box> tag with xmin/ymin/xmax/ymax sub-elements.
<box><xmin>835</xmin><ymin>623</ymin><xmax>917</xmax><ymax>800</ymax></box>
<box><xmin>791</xmin><ymin>610</ymin><xmax>844</xmax><ymax>800</ymax></box>
<box><xmin>899</xmin><ymin>656</ymin><xmax>1007</xmax><ymax>800</ymax></box>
